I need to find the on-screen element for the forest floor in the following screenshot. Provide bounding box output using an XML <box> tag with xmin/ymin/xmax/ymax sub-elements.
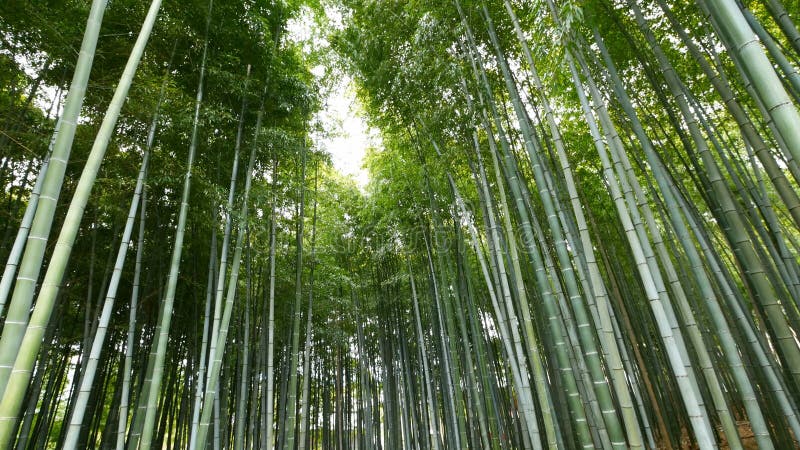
<box><xmin>676</xmin><ymin>422</ymin><xmax>758</xmax><ymax>449</ymax></box>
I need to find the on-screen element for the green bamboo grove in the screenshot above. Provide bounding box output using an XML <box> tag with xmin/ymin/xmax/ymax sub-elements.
<box><xmin>1</xmin><ymin>0</ymin><xmax>800</xmax><ymax>448</ymax></box>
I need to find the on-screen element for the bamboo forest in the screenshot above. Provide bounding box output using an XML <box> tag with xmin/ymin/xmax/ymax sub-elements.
<box><xmin>5</xmin><ymin>0</ymin><xmax>800</xmax><ymax>448</ymax></box>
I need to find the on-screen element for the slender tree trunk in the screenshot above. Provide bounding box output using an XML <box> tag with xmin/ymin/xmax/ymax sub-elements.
<box><xmin>139</xmin><ymin>2</ymin><xmax>211</xmax><ymax>446</ymax></box>
<box><xmin>0</xmin><ymin>0</ymin><xmax>107</xmax><ymax>400</ymax></box>
<box><xmin>264</xmin><ymin>153</ymin><xmax>279</xmax><ymax>450</ymax></box>
<box><xmin>282</xmin><ymin>143</ymin><xmax>307</xmax><ymax>450</ymax></box>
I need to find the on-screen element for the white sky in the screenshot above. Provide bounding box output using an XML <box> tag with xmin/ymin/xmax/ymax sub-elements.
<box><xmin>290</xmin><ymin>6</ymin><xmax>373</xmax><ymax>189</ymax></box>
<box><xmin>314</xmin><ymin>72</ymin><xmax>372</xmax><ymax>188</ymax></box>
